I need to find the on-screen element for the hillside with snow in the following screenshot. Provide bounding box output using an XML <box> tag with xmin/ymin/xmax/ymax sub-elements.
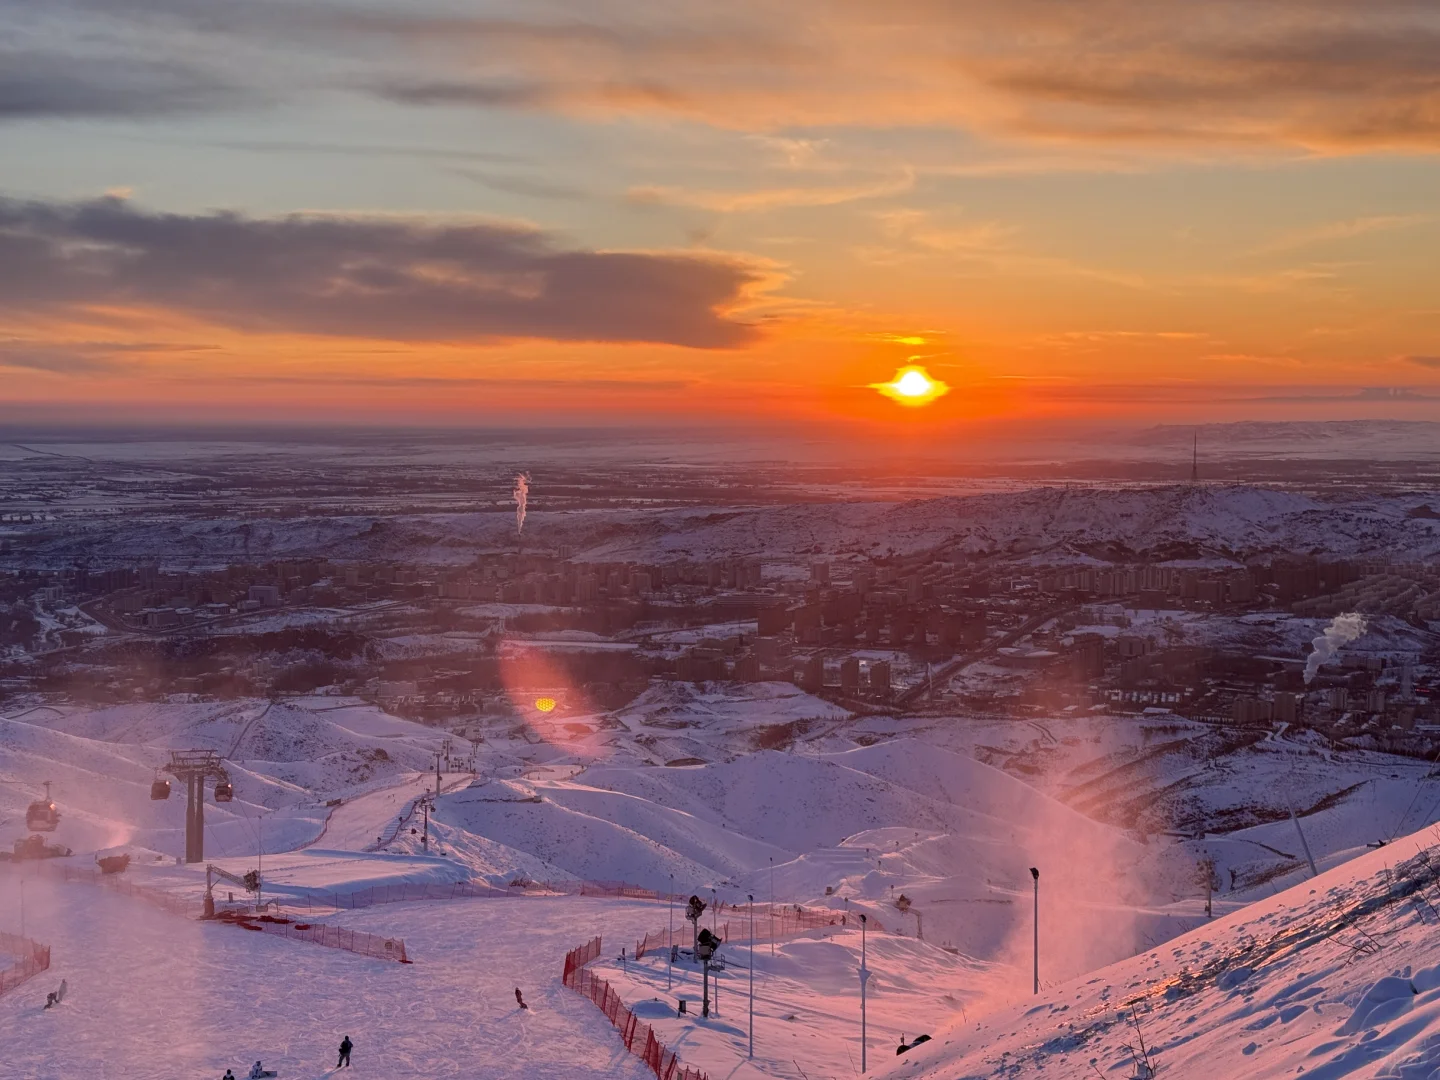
<box><xmin>882</xmin><ymin>825</ymin><xmax>1440</xmax><ymax>1080</ymax></box>
<box><xmin>10</xmin><ymin>485</ymin><xmax>1440</xmax><ymax>568</ymax></box>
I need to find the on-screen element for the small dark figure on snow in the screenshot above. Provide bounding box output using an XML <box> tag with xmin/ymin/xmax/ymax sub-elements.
<box><xmin>223</xmin><ymin>1071</ymin><xmax>236</xmax><ymax>1080</ymax></box>
<box><xmin>515</xmin><ymin>987</ymin><xmax>528</xmax><ymax>1010</ymax></box>
<box><xmin>337</xmin><ymin>1035</ymin><xmax>353</xmax><ymax>1068</ymax></box>
<box><xmin>44</xmin><ymin>991</ymin><xmax>59</xmax><ymax>1009</ymax></box>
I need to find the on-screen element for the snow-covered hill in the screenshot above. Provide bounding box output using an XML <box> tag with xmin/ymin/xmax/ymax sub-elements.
<box><xmin>881</xmin><ymin>824</ymin><xmax>1440</xmax><ymax>1080</ymax></box>
<box><xmin>11</xmin><ymin>485</ymin><xmax>1440</xmax><ymax>567</ymax></box>
<box><xmin>0</xmin><ymin>700</ymin><xmax>466</xmax><ymax>858</ymax></box>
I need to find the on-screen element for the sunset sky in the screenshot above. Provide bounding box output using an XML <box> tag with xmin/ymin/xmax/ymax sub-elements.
<box><xmin>3</xmin><ymin>0</ymin><xmax>1440</xmax><ymax>430</ymax></box>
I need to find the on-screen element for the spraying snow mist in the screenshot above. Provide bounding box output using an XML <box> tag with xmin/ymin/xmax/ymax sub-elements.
<box><xmin>513</xmin><ymin>473</ymin><xmax>530</xmax><ymax>535</ymax></box>
<box><xmin>1303</xmin><ymin>612</ymin><xmax>1367</xmax><ymax>684</ymax></box>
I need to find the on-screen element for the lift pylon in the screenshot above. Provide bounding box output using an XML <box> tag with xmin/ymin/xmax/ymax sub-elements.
<box><xmin>163</xmin><ymin>750</ymin><xmax>230</xmax><ymax>863</ymax></box>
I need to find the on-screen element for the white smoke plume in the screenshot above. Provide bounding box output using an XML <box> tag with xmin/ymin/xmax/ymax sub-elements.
<box><xmin>1303</xmin><ymin>612</ymin><xmax>1367</xmax><ymax>684</ymax></box>
<box><xmin>513</xmin><ymin>472</ymin><xmax>530</xmax><ymax>535</ymax></box>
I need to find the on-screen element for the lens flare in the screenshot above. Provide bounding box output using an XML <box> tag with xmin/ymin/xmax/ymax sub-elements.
<box><xmin>871</xmin><ymin>364</ymin><xmax>950</xmax><ymax>407</ymax></box>
<box><xmin>534</xmin><ymin>696</ymin><xmax>557</xmax><ymax>713</ymax></box>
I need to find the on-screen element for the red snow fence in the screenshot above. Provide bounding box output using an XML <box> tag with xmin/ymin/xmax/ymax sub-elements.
<box><xmin>562</xmin><ymin>937</ymin><xmax>709</xmax><ymax>1080</ymax></box>
<box><xmin>212</xmin><ymin>910</ymin><xmax>410</xmax><ymax>964</ymax></box>
<box><xmin>635</xmin><ymin>902</ymin><xmax>880</xmax><ymax>960</ymax></box>
<box><xmin>0</xmin><ymin>932</ymin><xmax>50</xmax><ymax>998</ymax></box>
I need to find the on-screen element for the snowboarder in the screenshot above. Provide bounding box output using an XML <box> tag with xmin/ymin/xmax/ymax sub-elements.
<box><xmin>515</xmin><ymin>987</ymin><xmax>528</xmax><ymax>1010</ymax></box>
<box><xmin>222</xmin><ymin>1071</ymin><xmax>236</xmax><ymax>1080</ymax></box>
<box><xmin>248</xmin><ymin>1061</ymin><xmax>276</xmax><ymax>1079</ymax></box>
<box><xmin>337</xmin><ymin>1035</ymin><xmax>353</xmax><ymax>1068</ymax></box>
<box><xmin>43</xmin><ymin>978</ymin><xmax>67</xmax><ymax>1009</ymax></box>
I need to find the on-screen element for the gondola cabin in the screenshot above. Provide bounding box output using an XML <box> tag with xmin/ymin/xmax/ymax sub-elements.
<box><xmin>213</xmin><ymin>780</ymin><xmax>233</xmax><ymax>803</ymax></box>
<box><xmin>150</xmin><ymin>777</ymin><xmax>171</xmax><ymax>800</ymax></box>
<box><xmin>26</xmin><ymin>798</ymin><xmax>59</xmax><ymax>832</ymax></box>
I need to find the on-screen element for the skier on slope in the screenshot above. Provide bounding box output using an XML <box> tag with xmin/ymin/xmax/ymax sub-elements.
<box><xmin>515</xmin><ymin>987</ymin><xmax>528</xmax><ymax>1010</ymax></box>
<box><xmin>337</xmin><ymin>1035</ymin><xmax>354</xmax><ymax>1068</ymax></box>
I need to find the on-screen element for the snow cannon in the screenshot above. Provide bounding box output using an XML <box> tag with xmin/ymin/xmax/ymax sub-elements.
<box><xmin>25</xmin><ymin>781</ymin><xmax>60</xmax><ymax>832</ymax></box>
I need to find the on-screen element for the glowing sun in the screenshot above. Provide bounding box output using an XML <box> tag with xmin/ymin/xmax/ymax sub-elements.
<box><xmin>871</xmin><ymin>364</ymin><xmax>950</xmax><ymax>407</ymax></box>
<box><xmin>534</xmin><ymin>696</ymin><xmax>557</xmax><ymax>713</ymax></box>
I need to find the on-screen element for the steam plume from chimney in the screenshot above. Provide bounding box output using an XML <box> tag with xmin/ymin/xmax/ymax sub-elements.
<box><xmin>1303</xmin><ymin>612</ymin><xmax>1366</xmax><ymax>684</ymax></box>
<box><xmin>513</xmin><ymin>473</ymin><xmax>530</xmax><ymax>535</ymax></box>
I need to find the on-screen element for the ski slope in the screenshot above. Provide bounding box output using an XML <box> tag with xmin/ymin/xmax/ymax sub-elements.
<box><xmin>0</xmin><ymin>879</ymin><xmax>665</xmax><ymax>1080</ymax></box>
<box><xmin>881</xmin><ymin>824</ymin><xmax>1440</xmax><ymax>1080</ymax></box>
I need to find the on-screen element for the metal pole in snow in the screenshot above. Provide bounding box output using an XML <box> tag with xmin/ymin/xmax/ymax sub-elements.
<box><xmin>748</xmin><ymin>893</ymin><xmax>755</xmax><ymax>1059</ymax></box>
<box><xmin>770</xmin><ymin>857</ymin><xmax>775</xmax><ymax>957</ymax></box>
<box><xmin>713</xmin><ymin>889</ymin><xmax>720</xmax><ymax>1016</ymax></box>
<box><xmin>1286</xmin><ymin>793</ymin><xmax>1319</xmax><ymax>877</ymax></box>
<box><xmin>1030</xmin><ymin>867</ymin><xmax>1040</xmax><ymax>995</ymax></box>
<box><xmin>668</xmin><ymin>873</ymin><xmax>674</xmax><ymax>992</ymax></box>
<box><xmin>859</xmin><ymin>912</ymin><xmax>868</xmax><ymax>1073</ymax></box>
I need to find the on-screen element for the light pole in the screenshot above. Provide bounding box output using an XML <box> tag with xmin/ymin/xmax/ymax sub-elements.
<box><xmin>859</xmin><ymin>912</ymin><xmax>869</xmax><ymax>1073</ymax></box>
<box><xmin>1029</xmin><ymin>867</ymin><xmax>1040</xmax><ymax>995</ymax></box>
<box><xmin>748</xmin><ymin>893</ymin><xmax>755</xmax><ymax>1059</ymax></box>
<box><xmin>769</xmin><ymin>856</ymin><xmax>775</xmax><ymax>957</ymax></box>
<box><xmin>668</xmin><ymin>874</ymin><xmax>674</xmax><ymax>992</ymax></box>
<box><xmin>712</xmin><ymin>888</ymin><xmax>720</xmax><ymax>1016</ymax></box>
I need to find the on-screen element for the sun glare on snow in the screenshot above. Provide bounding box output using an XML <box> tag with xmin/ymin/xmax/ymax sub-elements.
<box><xmin>871</xmin><ymin>364</ymin><xmax>949</xmax><ymax>407</ymax></box>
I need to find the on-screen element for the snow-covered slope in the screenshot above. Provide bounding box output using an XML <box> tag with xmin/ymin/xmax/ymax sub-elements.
<box><xmin>882</xmin><ymin>825</ymin><xmax>1440</xmax><ymax>1080</ymax></box>
<box><xmin>0</xmin><ymin>701</ymin><xmax>465</xmax><ymax>859</ymax></box>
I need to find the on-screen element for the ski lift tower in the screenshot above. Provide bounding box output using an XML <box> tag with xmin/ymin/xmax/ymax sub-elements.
<box><xmin>164</xmin><ymin>750</ymin><xmax>231</xmax><ymax>863</ymax></box>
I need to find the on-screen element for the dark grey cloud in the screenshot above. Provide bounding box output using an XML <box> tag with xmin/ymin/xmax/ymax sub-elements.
<box><xmin>0</xmin><ymin>50</ymin><xmax>245</xmax><ymax>119</ymax></box>
<box><xmin>0</xmin><ymin>195</ymin><xmax>764</xmax><ymax>347</ymax></box>
<box><xmin>10</xmin><ymin>0</ymin><xmax>1440</xmax><ymax>150</ymax></box>
<box><xmin>0</xmin><ymin>337</ymin><xmax>216</xmax><ymax>374</ymax></box>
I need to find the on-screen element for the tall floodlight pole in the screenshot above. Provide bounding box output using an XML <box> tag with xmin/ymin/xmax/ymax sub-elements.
<box><xmin>770</xmin><ymin>857</ymin><xmax>776</xmax><ymax>957</ymax></box>
<box><xmin>748</xmin><ymin>893</ymin><xmax>755</xmax><ymax>1059</ymax></box>
<box><xmin>668</xmin><ymin>874</ymin><xmax>674</xmax><ymax>992</ymax></box>
<box><xmin>1029</xmin><ymin>867</ymin><xmax>1040</xmax><ymax>995</ymax></box>
<box><xmin>859</xmin><ymin>912</ymin><xmax>869</xmax><ymax>1073</ymax></box>
<box><xmin>712</xmin><ymin>888</ymin><xmax>720</xmax><ymax>1016</ymax></box>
